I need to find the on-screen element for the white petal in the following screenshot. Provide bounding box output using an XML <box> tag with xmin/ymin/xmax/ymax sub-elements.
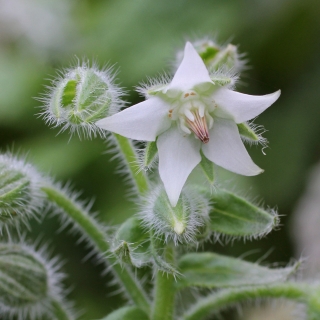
<box><xmin>157</xmin><ymin>127</ymin><xmax>201</xmax><ymax>207</ymax></box>
<box><xmin>168</xmin><ymin>42</ymin><xmax>212</xmax><ymax>92</ymax></box>
<box><xmin>202</xmin><ymin>118</ymin><xmax>263</xmax><ymax>176</ymax></box>
<box><xmin>213</xmin><ymin>88</ymin><xmax>281</xmax><ymax>123</ymax></box>
<box><xmin>96</xmin><ymin>97</ymin><xmax>171</xmax><ymax>141</ymax></box>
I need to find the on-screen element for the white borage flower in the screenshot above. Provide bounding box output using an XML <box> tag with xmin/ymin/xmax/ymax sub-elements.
<box><xmin>96</xmin><ymin>42</ymin><xmax>280</xmax><ymax>207</ymax></box>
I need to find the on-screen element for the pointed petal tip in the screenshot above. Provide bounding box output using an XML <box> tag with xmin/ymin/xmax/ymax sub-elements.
<box><xmin>169</xmin><ymin>196</ymin><xmax>178</xmax><ymax>208</ymax></box>
<box><xmin>248</xmin><ymin>167</ymin><xmax>264</xmax><ymax>176</ymax></box>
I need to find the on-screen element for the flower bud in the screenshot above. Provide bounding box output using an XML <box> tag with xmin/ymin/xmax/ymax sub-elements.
<box><xmin>40</xmin><ymin>61</ymin><xmax>124</xmax><ymax>138</ymax></box>
<box><xmin>112</xmin><ymin>217</ymin><xmax>152</xmax><ymax>267</ymax></box>
<box><xmin>140</xmin><ymin>186</ymin><xmax>210</xmax><ymax>244</ymax></box>
<box><xmin>0</xmin><ymin>153</ymin><xmax>44</xmax><ymax>231</ymax></box>
<box><xmin>174</xmin><ymin>38</ymin><xmax>245</xmax><ymax>73</ymax></box>
<box><xmin>0</xmin><ymin>242</ymin><xmax>66</xmax><ymax>319</ymax></box>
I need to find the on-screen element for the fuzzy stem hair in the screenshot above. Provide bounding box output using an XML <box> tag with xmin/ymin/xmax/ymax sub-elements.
<box><xmin>113</xmin><ymin>133</ymin><xmax>149</xmax><ymax>195</ymax></box>
<box><xmin>41</xmin><ymin>185</ymin><xmax>150</xmax><ymax>314</ymax></box>
<box><xmin>152</xmin><ymin>244</ymin><xmax>176</xmax><ymax>320</ymax></box>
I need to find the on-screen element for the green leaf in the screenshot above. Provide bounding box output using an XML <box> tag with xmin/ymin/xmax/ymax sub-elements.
<box><xmin>209</xmin><ymin>189</ymin><xmax>278</xmax><ymax>238</ymax></box>
<box><xmin>177</xmin><ymin>252</ymin><xmax>299</xmax><ymax>289</ymax></box>
<box><xmin>101</xmin><ymin>306</ymin><xmax>149</xmax><ymax>320</ymax></box>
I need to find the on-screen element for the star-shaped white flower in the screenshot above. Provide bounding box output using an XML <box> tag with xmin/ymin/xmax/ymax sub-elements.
<box><xmin>96</xmin><ymin>42</ymin><xmax>280</xmax><ymax>207</ymax></box>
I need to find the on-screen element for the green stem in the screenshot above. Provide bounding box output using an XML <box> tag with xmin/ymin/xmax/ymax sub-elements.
<box><xmin>182</xmin><ymin>283</ymin><xmax>308</xmax><ymax>320</ymax></box>
<box><xmin>113</xmin><ymin>134</ymin><xmax>149</xmax><ymax>194</ymax></box>
<box><xmin>152</xmin><ymin>244</ymin><xmax>176</xmax><ymax>320</ymax></box>
<box><xmin>41</xmin><ymin>186</ymin><xmax>150</xmax><ymax>314</ymax></box>
<box><xmin>51</xmin><ymin>298</ymin><xmax>72</xmax><ymax>320</ymax></box>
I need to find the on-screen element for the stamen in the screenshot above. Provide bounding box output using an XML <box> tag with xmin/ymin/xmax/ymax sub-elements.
<box><xmin>185</xmin><ymin>109</ymin><xmax>210</xmax><ymax>143</ymax></box>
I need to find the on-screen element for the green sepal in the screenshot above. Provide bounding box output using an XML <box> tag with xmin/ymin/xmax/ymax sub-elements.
<box><xmin>176</xmin><ymin>252</ymin><xmax>299</xmax><ymax>289</ymax></box>
<box><xmin>237</xmin><ymin>122</ymin><xmax>259</xmax><ymax>141</ymax></box>
<box><xmin>100</xmin><ymin>306</ymin><xmax>149</xmax><ymax>320</ymax></box>
<box><xmin>209</xmin><ymin>44</ymin><xmax>239</xmax><ymax>71</ymax></box>
<box><xmin>199</xmin><ymin>150</ymin><xmax>214</xmax><ymax>184</ymax></box>
<box><xmin>112</xmin><ymin>217</ymin><xmax>152</xmax><ymax>267</ymax></box>
<box><xmin>153</xmin><ymin>189</ymin><xmax>188</xmax><ymax>236</ymax></box>
<box><xmin>61</xmin><ymin>79</ymin><xmax>78</xmax><ymax>108</ymax></box>
<box><xmin>143</xmin><ymin>141</ymin><xmax>158</xmax><ymax>170</ymax></box>
<box><xmin>209</xmin><ymin>189</ymin><xmax>278</xmax><ymax>238</ymax></box>
<box><xmin>199</xmin><ymin>46</ymin><xmax>220</xmax><ymax>66</ymax></box>
<box><xmin>210</xmin><ymin>74</ymin><xmax>233</xmax><ymax>87</ymax></box>
<box><xmin>0</xmin><ymin>243</ymin><xmax>48</xmax><ymax>308</ymax></box>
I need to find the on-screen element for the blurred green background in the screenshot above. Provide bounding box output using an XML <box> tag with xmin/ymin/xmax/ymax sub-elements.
<box><xmin>0</xmin><ymin>0</ymin><xmax>320</xmax><ymax>318</ymax></box>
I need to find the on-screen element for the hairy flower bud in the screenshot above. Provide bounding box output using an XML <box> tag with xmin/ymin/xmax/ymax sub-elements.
<box><xmin>175</xmin><ymin>38</ymin><xmax>245</xmax><ymax>73</ymax></box>
<box><xmin>112</xmin><ymin>217</ymin><xmax>152</xmax><ymax>267</ymax></box>
<box><xmin>140</xmin><ymin>186</ymin><xmax>210</xmax><ymax>244</ymax></box>
<box><xmin>0</xmin><ymin>242</ymin><xmax>67</xmax><ymax>320</ymax></box>
<box><xmin>40</xmin><ymin>61</ymin><xmax>124</xmax><ymax>138</ymax></box>
<box><xmin>0</xmin><ymin>153</ymin><xmax>44</xmax><ymax>231</ymax></box>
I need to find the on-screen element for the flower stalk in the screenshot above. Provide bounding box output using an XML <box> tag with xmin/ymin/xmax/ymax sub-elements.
<box><xmin>152</xmin><ymin>244</ymin><xmax>176</xmax><ymax>320</ymax></box>
<box><xmin>113</xmin><ymin>133</ymin><xmax>149</xmax><ymax>194</ymax></box>
<box><xmin>41</xmin><ymin>185</ymin><xmax>150</xmax><ymax>313</ymax></box>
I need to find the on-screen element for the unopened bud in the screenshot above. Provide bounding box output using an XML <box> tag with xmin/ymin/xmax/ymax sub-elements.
<box><xmin>0</xmin><ymin>153</ymin><xmax>44</xmax><ymax>231</ymax></box>
<box><xmin>174</xmin><ymin>38</ymin><xmax>245</xmax><ymax>75</ymax></box>
<box><xmin>40</xmin><ymin>61</ymin><xmax>124</xmax><ymax>138</ymax></box>
<box><xmin>112</xmin><ymin>217</ymin><xmax>151</xmax><ymax>267</ymax></box>
<box><xmin>140</xmin><ymin>186</ymin><xmax>210</xmax><ymax>244</ymax></box>
<box><xmin>0</xmin><ymin>242</ymin><xmax>66</xmax><ymax>319</ymax></box>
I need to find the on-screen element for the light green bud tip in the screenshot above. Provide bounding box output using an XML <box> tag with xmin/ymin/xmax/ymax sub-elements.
<box><xmin>41</xmin><ymin>61</ymin><xmax>123</xmax><ymax>138</ymax></box>
<box><xmin>141</xmin><ymin>187</ymin><xmax>210</xmax><ymax>244</ymax></box>
<box><xmin>0</xmin><ymin>242</ymin><xmax>64</xmax><ymax>319</ymax></box>
<box><xmin>0</xmin><ymin>153</ymin><xmax>44</xmax><ymax>230</ymax></box>
<box><xmin>194</xmin><ymin>39</ymin><xmax>243</xmax><ymax>72</ymax></box>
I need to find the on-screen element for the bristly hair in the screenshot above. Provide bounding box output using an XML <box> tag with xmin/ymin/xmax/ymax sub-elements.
<box><xmin>136</xmin><ymin>72</ymin><xmax>172</xmax><ymax>100</ymax></box>
<box><xmin>37</xmin><ymin>58</ymin><xmax>126</xmax><ymax>140</ymax></box>
<box><xmin>0</xmin><ymin>238</ymin><xmax>77</xmax><ymax>320</ymax></box>
<box><xmin>0</xmin><ymin>152</ymin><xmax>46</xmax><ymax>235</ymax></box>
<box><xmin>139</xmin><ymin>184</ymin><xmax>211</xmax><ymax>246</ymax></box>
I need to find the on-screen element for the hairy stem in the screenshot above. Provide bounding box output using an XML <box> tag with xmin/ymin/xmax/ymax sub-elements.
<box><xmin>51</xmin><ymin>299</ymin><xmax>73</xmax><ymax>320</ymax></box>
<box><xmin>152</xmin><ymin>244</ymin><xmax>176</xmax><ymax>320</ymax></box>
<box><xmin>41</xmin><ymin>186</ymin><xmax>150</xmax><ymax>314</ymax></box>
<box><xmin>113</xmin><ymin>133</ymin><xmax>149</xmax><ymax>194</ymax></box>
<box><xmin>182</xmin><ymin>283</ymin><xmax>308</xmax><ymax>320</ymax></box>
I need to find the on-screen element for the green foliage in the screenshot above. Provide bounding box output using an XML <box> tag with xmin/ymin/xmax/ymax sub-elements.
<box><xmin>209</xmin><ymin>189</ymin><xmax>278</xmax><ymax>238</ymax></box>
<box><xmin>177</xmin><ymin>252</ymin><xmax>298</xmax><ymax>289</ymax></box>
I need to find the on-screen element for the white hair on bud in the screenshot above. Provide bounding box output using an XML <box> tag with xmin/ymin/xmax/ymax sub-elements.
<box><xmin>139</xmin><ymin>184</ymin><xmax>211</xmax><ymax>245</ymax></box>
<box><xmin>0</xmin><ymin>238</ymin><xmax>76</xmax><ymax>320</ymax></box>
<box><xmin>37</xmin><ymin>58</ymin><xmax>126</xmax><ymax>139</ymax></box>
<box><xmin>0</xmin><ymin>152</ymin><xmax>45</xmax><ymax>234</ymax></box>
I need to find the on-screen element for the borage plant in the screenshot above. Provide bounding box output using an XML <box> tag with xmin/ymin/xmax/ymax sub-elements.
<box><xmin>1</xmin><ymin>38</ymin><xmax>319</xmax><ymax>320</ymax></box>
